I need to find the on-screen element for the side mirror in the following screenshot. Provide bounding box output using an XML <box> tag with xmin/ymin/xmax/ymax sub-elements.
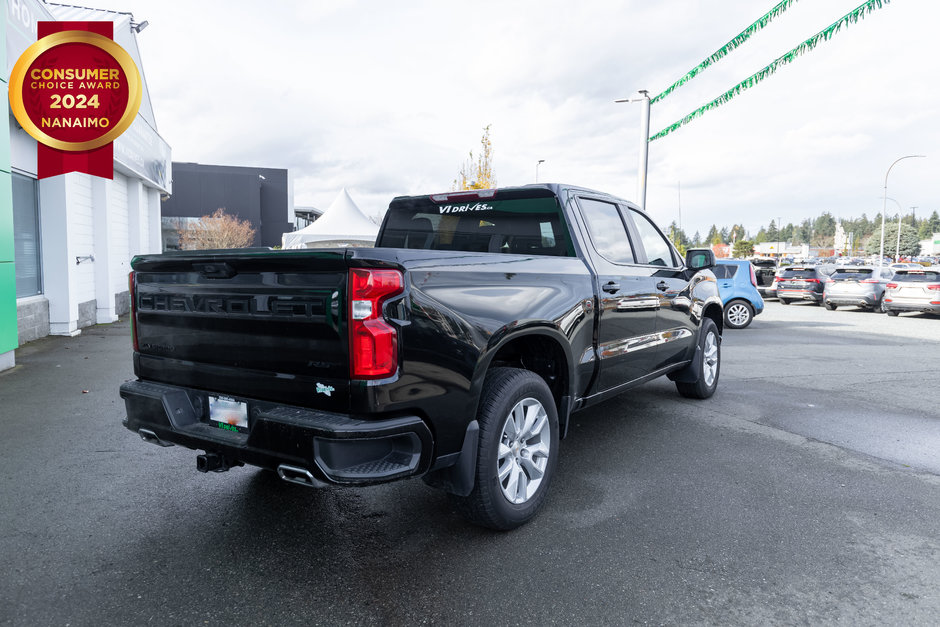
<box><xmin>685</xmin><ymin>248</ymin><xmax>716</xmax><ymax>270</ymax></box>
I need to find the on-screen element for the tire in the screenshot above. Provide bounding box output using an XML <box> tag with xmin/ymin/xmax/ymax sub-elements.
<box><xmin>779</xmin><ymin>298</ymin><xmax>790</xmax><ymax>305</ymax></box>
<box><xmin>451</xmin><ymin>368</ymin><xmax>559</xmax><ymax>530</ymax></box>
<box><xmin>886</xmin><ymin>309</ymin><xmax>899</xmax><ymax>317</ymax></box>
<box><xmin>825</xmin><ymin>302</ymin><xmax>837</xmax><ymax>311</ymax></box>
<box><xmin>675</xmin><ymin>318</ymin><xmax>720</xmax><ymax>400</ymax></box>
<box><xmin>876</xmin><ymin>295</ymin><xmax>887</xmax><ymax>313</ymax></box>
<box><xmin>724</xmin><ymin>300</ymin><xmax>754</xmax><ymax>329</ymax></box>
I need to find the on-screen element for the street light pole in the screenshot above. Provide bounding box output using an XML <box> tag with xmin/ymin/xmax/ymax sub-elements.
<box><xmin>615</xmin><ymin>90</ymin><xmax>651</xmax><ymax>210</ymax></box>
<box><xmin>880</xmin><ymin>155</ymin><xmax>925</xmax><ymax>269</ymax></box>
<box><xmin>535</xmin><ymin>159</ymin><xmax>545</xmax><ymax>183</ymax></box>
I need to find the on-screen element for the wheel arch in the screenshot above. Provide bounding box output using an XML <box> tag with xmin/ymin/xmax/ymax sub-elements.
<box><xmin>472</xmin><ymin>327</ymin><xmax>574</xmax><ymax>438</ymax></box>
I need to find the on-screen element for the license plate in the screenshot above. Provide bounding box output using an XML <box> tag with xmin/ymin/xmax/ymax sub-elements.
<box><xmin>208</xmin><ymin>395</ymin><xmax>249</xmax><ymax>433</ymax></box>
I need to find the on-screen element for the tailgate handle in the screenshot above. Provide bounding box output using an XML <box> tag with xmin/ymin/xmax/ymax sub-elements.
<box><xmin>193</xmin><ymin>262</ymin><xmax>236</xmax><ymax>278</ymax></box>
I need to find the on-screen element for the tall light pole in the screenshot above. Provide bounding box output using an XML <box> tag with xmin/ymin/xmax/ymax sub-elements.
<box><xmin>884</xmin><ymin>196</ymin><xmax>904</xmax><ymax>261</ymax></box>
<box><xmin>535</xmin><ymin>159</ymin><xmax>545</xmax><ymax>183</ymax></box>
<box><xmin>880</xmin><ymin>155</ymin><xmax>925</xmax><ymax>269</ymax></box>
<box><xmin>615</xmin><ymin>90</ymin><xmax>650</xmax><ymax>210</ymax></box>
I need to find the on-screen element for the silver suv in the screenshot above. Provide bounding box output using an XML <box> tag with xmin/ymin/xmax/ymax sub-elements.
<box><xmin>823</xmin><ymin>266</ymin><xmax>894</xmax><ymax>312</ymax></box>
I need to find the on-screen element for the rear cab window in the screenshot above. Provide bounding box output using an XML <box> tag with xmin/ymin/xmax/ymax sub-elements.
<box><xmin>378</xmin><ymin>191</ymin><xmax>574</xmax><ymax>256</ymax></box>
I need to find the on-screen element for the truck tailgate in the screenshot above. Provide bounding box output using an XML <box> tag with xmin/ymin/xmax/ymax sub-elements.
<box><xmin>131</xmin><ymin>250</ymin><xmax>351</xmax><ymax>411</ymax></box>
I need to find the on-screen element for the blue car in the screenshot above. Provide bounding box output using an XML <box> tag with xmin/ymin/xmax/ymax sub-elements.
<box><xmin>714</xmin><ymin>259</ymin><xmax>765</xmax><ymax>329</ymax></box>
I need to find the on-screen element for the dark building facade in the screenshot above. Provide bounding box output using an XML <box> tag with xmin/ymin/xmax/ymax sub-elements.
<box><xmin>161</xmin><ymin>163</ymin><xmax>293</xmax><ymax>248</ymax></box>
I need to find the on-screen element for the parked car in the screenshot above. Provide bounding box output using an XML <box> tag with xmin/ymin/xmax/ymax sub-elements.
<box><xmin>883</xmin><ymin>267</ymin><xmax>940</xmax><ymax>316</ymax></box>
<box><xmin>823</xmin><ymin>266</ymin><xmax>894</xmax><ymax>312</ymax></box>
<box><xmin>715</xmin><ymin>259</ymin><xmax>764</xmax><ymax>329</ymax></box>
<box><xmin>776</xmin><ymin>265</ymin><xmax>835</xmax><ymax>305</ymax></box>
<box><xmin>121</xmin><ymin>184</ymin><xmax>724</xmax><ymax>530</ymax></box>
<box><xmin>751</xmin><ymin>258</ymin><xmax>778</xmax><ymax>299</ymax></box>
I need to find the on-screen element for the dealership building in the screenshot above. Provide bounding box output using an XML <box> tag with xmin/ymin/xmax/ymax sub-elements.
<box><xmin>1</xmin><ymin>1</ymin><xmax>171</xmax><ymax>371</ymax></box>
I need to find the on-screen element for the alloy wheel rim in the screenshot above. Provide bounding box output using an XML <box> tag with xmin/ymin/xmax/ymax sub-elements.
<box><xmin>727</xmin><ymin>303</ymin><xmax>750</xmax><ymax>326</ymax></box>
<box><xmin>497</xmin><ymin>397</ymin><xmax>550</xmax><ymax>504</ymax></box>
<box><xmin>703</xmin><ymin>332</ymin><xmax>719</xmax><ymax>387</ymax></box>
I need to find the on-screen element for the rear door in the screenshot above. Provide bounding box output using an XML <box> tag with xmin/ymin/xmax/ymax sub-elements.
<box><xmin>574</xmin><ymin>196</ymin><xmax>661</xmax><ymax>390</ymax></box>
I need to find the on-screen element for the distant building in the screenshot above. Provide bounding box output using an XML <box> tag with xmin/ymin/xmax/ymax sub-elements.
<box><xmin>293</xmin><ymin>206</ymin><xmax>322</xmax><ymax>230</ymax></box>
<box><xmin>919</xmin><ymin>233</ymin><xmax>940</xmax><ymax>256</ymax></box>
<box><xmin>712</xmin><ymin>244</ymin><xmax>731</xmax><ymax>258</ymax></box>
<box><xmin>160</xmin><ymin>162</ymin><xmax>293</xmax><ymax>249</ymax></box>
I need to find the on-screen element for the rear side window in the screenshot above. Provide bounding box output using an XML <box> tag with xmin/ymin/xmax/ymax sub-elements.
<box><xmin>578</xmin><ymin>198</ymin><xmax>635</xmax><ymax>264</ymax></box>
<box><xmin>378</xmin><ymin>196</ymin><xmax>574</xmax><ymax>256</ymax></box>
<box><xmin>713</xmin><ymin>264</ymin><xmax>738</xmax><ymax>279</ymax></box>
<box><xmin>895</xmin><ymin>270</ymin><xmax>940</xmax><ymax>282</ymax></box>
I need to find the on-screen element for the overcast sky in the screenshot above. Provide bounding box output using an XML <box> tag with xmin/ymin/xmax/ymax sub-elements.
<box><xmin>85</xmin><ymin>0</ymin><xmax>939</xmax><ymax>239</ymax></box>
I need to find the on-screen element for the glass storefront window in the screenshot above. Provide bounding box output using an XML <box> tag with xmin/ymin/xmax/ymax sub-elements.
<box><xmin>12</xmin><ymin>173</ymin><xmax>42</xmax><ymax>298</ymax></box>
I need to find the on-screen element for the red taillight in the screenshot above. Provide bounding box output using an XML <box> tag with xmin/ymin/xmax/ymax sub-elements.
<box><xmin>886</xmin><ymin>283</ymin><xmax>898</xmax><ymax>289</ymax></box>
<box><xmin>749</xmin><ymin>265</ymin><xmax>757</xmax><ymax>288</ymax></box>
<box><xmin>128</xmin><ymin>271</ymin><xmax>139</xmax><ymax>352</ymax></box>
<box><xmin>349</xmin><ymin>268</ymin><xmax>404</xmax><ymax>380</ymax></box>
<box><xmin>803</xmin><ymin>278</ymin><xmax>820</xmax><ymax>284</ymax></box>
<box><xmin>928</xmin><ymin>284</ymin><xmax>940</xmax><ymax>291</ymax></box>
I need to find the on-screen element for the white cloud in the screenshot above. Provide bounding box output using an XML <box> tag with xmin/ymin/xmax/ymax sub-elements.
<box><xmin>88</xmin><ymin>0</ymin><xmax>939</xmax><ymax>238</ymax></box>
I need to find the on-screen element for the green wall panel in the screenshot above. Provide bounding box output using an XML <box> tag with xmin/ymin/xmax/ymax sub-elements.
<box><xmin>0</xmin><ymin>262</ymin><xmax>17</xmax><ymax>352</ymax></box>
<box><xmin>0</xmin><ymin>173</ymin><xmax>12</xmax><ymax>261</ymax></box>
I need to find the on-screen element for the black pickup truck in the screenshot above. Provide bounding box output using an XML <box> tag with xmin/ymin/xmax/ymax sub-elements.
<box><xmin>121</xmin><ymin>184</ymin><xmax>723</xmax><ymax>529</ymax></box>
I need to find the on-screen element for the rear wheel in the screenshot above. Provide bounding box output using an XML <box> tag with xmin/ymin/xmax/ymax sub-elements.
<box><xmin>451</xmin><ymin>368</ymin><xmax>559</xmax><ymax>530</ymax></box>
<box><xmin>886</xmin><ymin>309</ymin><xmax>899</xmax><ymax>317</ymax></box>
<box><xmin>779</xmin><ymin>298</ymin><xmax>790</xmax><ymax>305</ymax></box>
<box><xmin>724</xmin><ymin>300</ymin><xmax>754</xmax><ymax>329</ymax></box>
<box><xmin>825</xmin><ymin>302</ymin><xmax>837</xmax><ymax>311</ymax></box>
<box><xmin>676</xmin><ymin>318</ymin><xmax>720</xmax><ymax>400</ymax></box>
<box><xmin>876</xmin><ymin>295</ymin><xmax>887</xmax><ymax>313</ymax></box>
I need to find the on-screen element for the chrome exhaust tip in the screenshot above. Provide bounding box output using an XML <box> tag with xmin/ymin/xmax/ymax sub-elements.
<box><xmin>277</xmin><ymin>464</ymin><xmax>326</xmax><ymax>488</ymax></box>
<box><xmin>139</xmin><ymin>428</ymin><xmax>174</xmax><ymax>447</ymax></box>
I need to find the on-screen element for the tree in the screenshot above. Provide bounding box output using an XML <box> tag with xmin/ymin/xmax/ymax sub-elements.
<box><xmin>918</xmin><ymin>210</ymin><xmax>940</xmax><ymax>239</ymax></box>
<box><xmin>179</xmin><ymin>208</ymin><xmax>256</xmax><ymax>250</ymax></box>
<box><xmin>667</xmin><ymin>221</ymin><xmax>689</xmax><ymax>254</ymax></box>
<box><xmin>766</xmin><ymin>220</ymin><xmax>779</xmax><ymax>244</ymax></box>
<box><xmin>691</xmin><ymin>231</ymin><xmax>702</xmax><ymax>247</ymax></box>
<box><xmin>863</xmin><ymin>222</ymin><xmax>921</xmax><ymax>258</ymax></box>
<box><xmin>452</xmin><ymin>124</ymin><xmax>496</xmax><ymax>191</ymax></box>
<box><xmin>733</xmin><ymin>240</ymin><xmax>754</xmax><ymax>258</ymax></box>
<box><xmin>705</xmin><ymin>225</ymin><xmax>719</xmax><ymax>245</ymax></box>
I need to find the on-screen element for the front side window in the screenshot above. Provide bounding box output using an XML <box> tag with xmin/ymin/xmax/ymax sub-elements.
<box><xmin>626</xmin><ymin>208</ymin><xmax>676</xmax><ymax>267</ymax></box>
<box><xmin>12</xmin><ymin>173</ymin><xmax>42</xmax><ymax>298</ymax></box>
<box><xmin>577</xmin><ymin>198</ymin><xmax>635</xmax><ymax>264</ymax></box>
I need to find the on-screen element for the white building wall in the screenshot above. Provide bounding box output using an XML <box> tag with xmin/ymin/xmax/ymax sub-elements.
<box><xmin>109</xmin><ymin>173</ymin><xmax>130</xmax><ymax>295</ymax></box>
<box><xmin>70</xmin><ymin>174</ymin><xmax>96</xmax><ymax>307</ymax></box>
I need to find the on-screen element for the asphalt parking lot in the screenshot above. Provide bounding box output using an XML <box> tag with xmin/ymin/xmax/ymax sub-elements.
<box><xmin>1</xmin><ymin>302</ymin><xmax>938</xmax><ymax>625</ymax></box>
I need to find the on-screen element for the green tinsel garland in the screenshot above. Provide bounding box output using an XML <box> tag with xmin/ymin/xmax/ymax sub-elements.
<box><xmin>650</xmin><ymin>0</ymin><xmax>891</xmax><ymax>142</ymax></box>
<box><xmin>651</xmin><ymin>0</ymin><xmax>800</xmax><ymax>105</ymax></box>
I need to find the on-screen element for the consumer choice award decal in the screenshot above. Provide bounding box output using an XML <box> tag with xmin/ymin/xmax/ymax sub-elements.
<box><xmin>9</xmin><ymin>21</ymin><xmax>142</xmax><ymax>179</ymax></box>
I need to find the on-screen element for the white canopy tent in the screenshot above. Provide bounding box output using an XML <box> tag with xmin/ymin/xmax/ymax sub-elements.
<box><xmin>281</xmin><ymin>188</ymin><xmax>379</xmax><ymax>249</ymax></box>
